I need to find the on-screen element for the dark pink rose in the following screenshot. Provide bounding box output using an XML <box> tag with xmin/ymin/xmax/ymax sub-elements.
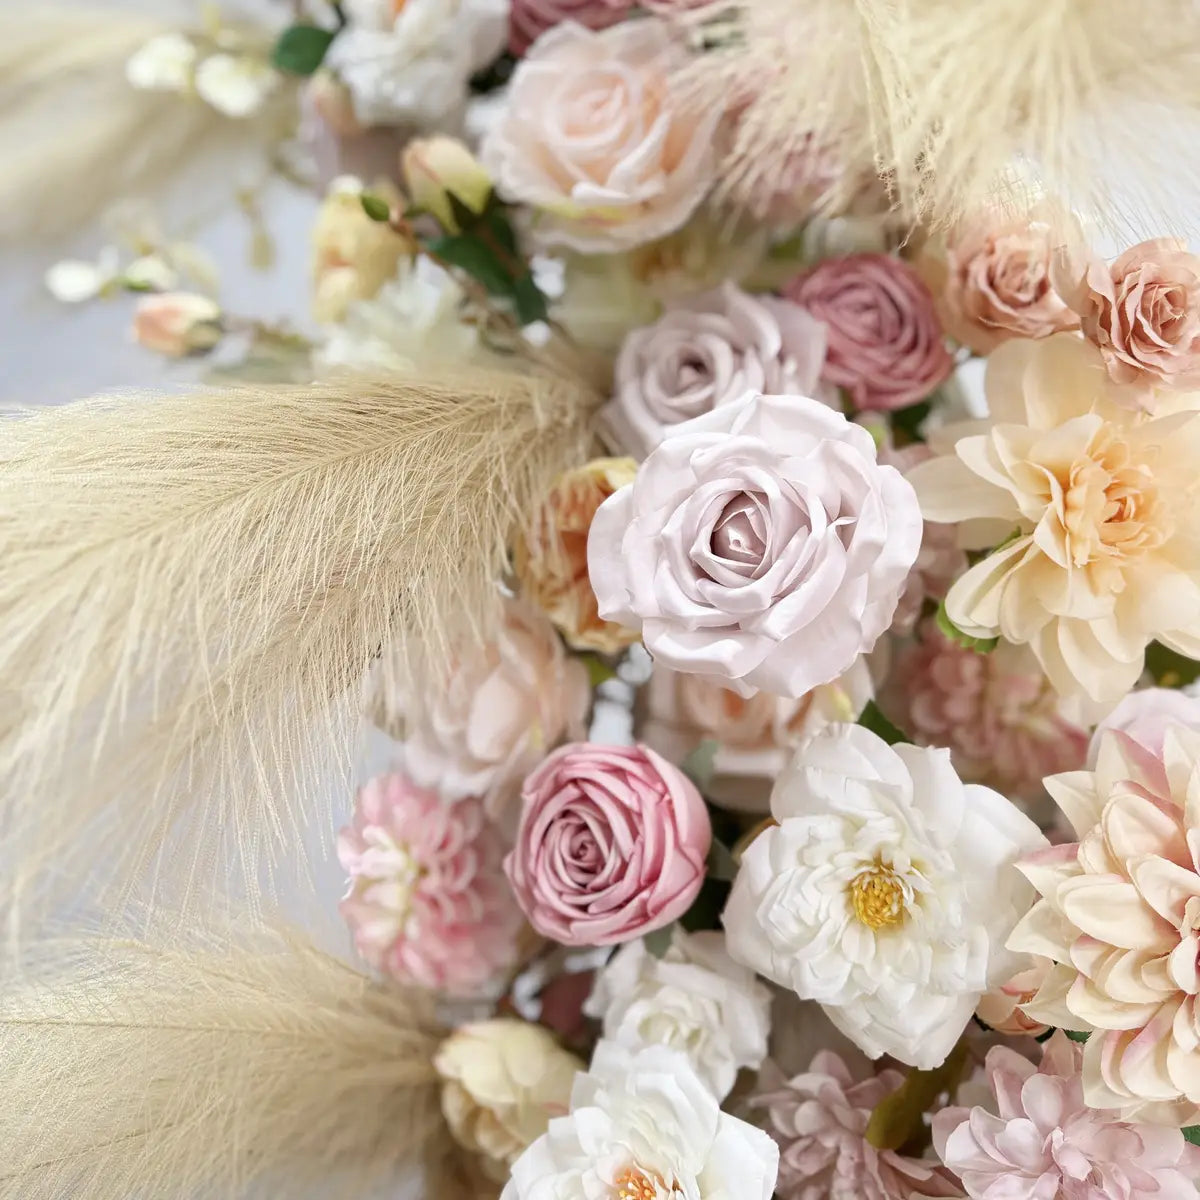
<box><xmin>504</xmin><ymin>743</ymin><xmax>710</xmax><ymax>946</ymax></box>
<box><xmin>509</xmin><ymin>0</ymin><xmax>634</xmax><ymax>55</ymax></box>
<box><xmin>785</xmin><ymin>254</ymin><xmax>953</xmax><ymax>411</ymax></box>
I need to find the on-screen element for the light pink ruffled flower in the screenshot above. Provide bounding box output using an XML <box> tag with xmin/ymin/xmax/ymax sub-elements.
<box><xmin>752</xmin><ymin>1053</ymin><xmax>964</xmax><ymax>1200</ymax></box>
<box><xmin>933</xmin><ymin>1033</ymin><xmax>1200</xmax><ymax>1200</ymax></box>
<box><xmin>338</xmin><ymin>773</ymin><xmax>524</xmax><ymax>995</ymax></box>
<box><xmin>508</xmin><ymin>0</ymin><xmax>633</xmax><ymax>55</ymax></box>
<box><xmin>785</xmin><ymin>254</ymin><xmax>953</xmax><ymax>411</ymax></box>
<box><xmin>588</xmin><ymin>391</ymin><xmax>923</xmax><ymax>698</ymax></box>
<box><xmin>1088</xmin><ymin>686</ymin><xmax>1200</xmax><ymax>765</ymax></box>
<box><xmin>882</xmin><ymin>620</ymin><xmax>1088</xmax><ymax>800</ymax></box>
<box><xmin>974</xmin><ymin>958</ymin><xmax>1052</xmax><ymax>1037</ymax></box>
<box><xmin>504</xmin><ymin>743</ymin><xmax>710</xmax><ymax>946</ymax></box>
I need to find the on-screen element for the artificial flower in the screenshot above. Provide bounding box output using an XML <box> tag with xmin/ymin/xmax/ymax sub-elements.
<box><xmin>752</xmin><ymin>1054</ymin><xmax>963</xmax><ymax>1200</ymax></box>
<box><xmin>583</xmin><ymin>929</ymin><xmax>771</xmax><ymax>1100</ymax></box>
<box><xmin>1088</xmin><ymin>686</ymin><xmax>1200</xmax><ymax>763</ymax></box>
<box><xmin>400</xmin><ymin>597</ymin><xmax>590</xmax><ymax>822</ymax></box>
<box><xmin>881</xmin><ymin>620</ymin><xmax>1088</xmax><ymax>801</ymax></box>
<box><xmin>504</xmin><ymin>742</ymin><xmax>710</xmax><ymax>946</ymax></box>
<box><xmin>921</xmin><ymin>217</ymin><xmax>1079</xmax><ymax>355</ymax></box>
<box><xmin>637</xmin><ymin>657</ymin><xmax>874</xmax><ymax>813</ymax></box>
<box><xmin>482</xmin><ymin>19</ymin><xmax>721</xmax><ymax>253</ymax></box>
<box><xmin>337</xmin><ymin>773</ymin><xmax>524</xmax><ymax>995</ymax></box>
<box><xmin>909</xmin><ymin>334</ymin><xmax>1200</xmax><ymax>704</ymax></box>
<box><xmin>513</xmin><ymin>457</ymin><xmax>641</xmax><ymax>654</ymax></box>
<box><xmin>1010</xmin><ymin>724</ymin><xmax>1200</xmax><ymax>1118</ymax></box>
<box><xmin>400</xmin><ymin>136</ymin><xmax>492</xmax><ymax>232</ymax></box>
<box><xmin>587</xmin><ymin>391</ymin><xmax>923</xmax><ymax>698</ymax></box>
<box><xmin>1056</xmin><ymin>237</ymin><xmax>1200</xmax><ymax>398</ymax></box>
<box><xmin>724</xmin><ymin>723</ymin><xmax>1046</xmax><ymax>1068</ymax></box>
<box><xmin>125</xmin><ymin>32</ymin><xmax>198</xmax><ymax>93</ymax></box>
<box><xmin>974</xmin><ymin>958</ymin><xmax>1053</xmax><ymax>1037</ymax></box>
<box><xmin>601</xmin><ymin>282</ymin><xmax>830</xmax><ymax>459</ymax></box>
<box><xmin>434</xmin><ymin>1018</ymin><xmax>583</xmax><ymax>1180</ymax></box>
<box><xmin>502</xmin><ymin>1040</ymin><xmax>779</xmax><ymax>1200</ymax></box>
<box><xmin>932</xmin><ymin>1033</ymin><xmax>1200</xmax><ymax>1198</ymax></box>
<box><xmin>193</xmin><ymin>53</ymin><xmax>280</xmax><ymax>119</ymax></box>
<box><xmin>508</xmin><ymin>0</ymin><xmax>633</xmax><ymax>55</ymax></box>
<box><xmin>131</xmin><ymin>292</ymin><xmax>223</xmax><ymax>357</ymax></box>
<box><xmin>785</xmin><ymin>253</ymin><xmax>953</xmax><ymax>411</ymax></box>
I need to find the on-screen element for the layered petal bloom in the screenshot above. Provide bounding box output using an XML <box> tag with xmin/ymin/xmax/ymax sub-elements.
<box><xmin>587</xmin><ymin>392</ymin><xmax>923</xmax><ymax>699</ymax></box>
<box><xmin>508</xmin><ymin>0</ymin><xmax>633</xmax><ymax>55</ymax></box>
<box><xmin>908</xmin><ymin>334</ymin><xmax>1200</xmax><ymax>704</ymax></box>
<box><xmin>752</xmin><ymin>1053</ymin><xmax>963</xmax><ymax>1200</ymax></box>
<box><xmin>583</xmin><ymin>929</ymin><xmax>771</xmax><ymax>1099</ymax></box>
<box><xmin>1010</xmin><ymin>724</ymin><xmax>1200</xmax><ymax>1118</ymax></box>
<box><xmin>1089</xmin><ymin>687</ymin><xmax>1200</xmax><ymax>764</ymax></box>
<box><xmin>338</xmin><ymin>773</ymin><xmax>524</xmax><ymax>995</ymax></box>
<box><xmin>932</xmin><ymin>1033</ymin><xmax>1200</xmax><ymax>1199</ymax></box>
<box><xmin>503</xmin><ymin>1040</ymin><xmax>779</xmax><ymax>1200</ymax></box>
<box><xmin>724</xmin><ymin>724</ymin><xmax>1046</xmax><ymax>1068</ymax></box>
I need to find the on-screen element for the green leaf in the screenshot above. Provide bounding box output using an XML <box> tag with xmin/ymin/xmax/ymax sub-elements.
<box><xmin>512</xmin><ymin>272</ymin><xmax>549</xmax><ymax>325</ymax></box>
<box><xmin>579</xmin><ymin>653</ymin><xmax>618</xmax><ymax>689</ymax></box>
<box><xmin>679</xmin><ymin>876</ymin><xmax>731</xmax><ymax>934</ymax></box>
<box><xmin>271</xmin><ymin>24</ymin><xmax>336</xmax><ymax>75</ymax></box>
<box><xmin>890</xmin><ymin>398</ymin><xmax>933</xmax><ymax>444</ymax></box>
<box><xmin>935</xmin><ymin>599</ymin><xmax>999</xmax><ymax>654</ymax></box>
<box><xmin>481</xmin><ymin>204</ymin><xmax>520</xmax><ymax>257</ymax></box>
<box><xmin>1145</xmin><ymin>642</ymin><xmax>1200</xmax><ymax>688</ymax></box>
<box><xmin>706</xmin><ymin>838</ymin><xmax>739</xmax><ymax>883</ymax></box>
<box><xmin>857</xmin><ymin>700</ymin><xmax>907</xmax><ymax>747</ymax></box>
<box><xmin>1064</xmin><ymin>1029</ymin><xmax>1091</xmax><ymax>1043</ymax></box>
<box><xmin>643</xmin><ymin>924</ymin><xmax>675</xmax><ymax>958</ymax></box>
<box><xmin>1182</xmin><ymin>1125</ymin><xmax>1200</xmax><ymax>1146</ymax></box>
<box><xmin>427</xmin><ymin>234</ymin><xmax>513</xmax><ymax>297</ymax></box>
<box><xmin>359</xmin><ymin>192</ymin><xmax>392</xmax><ymax>222</ymax></box>
<box><xmin>681</xmin><ymin>739</ymin><xmax>720</xmax><ymax>789</ymax></box>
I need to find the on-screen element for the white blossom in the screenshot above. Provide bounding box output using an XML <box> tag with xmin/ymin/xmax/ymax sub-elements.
<box><xmin>125</xmin><ymin>33</ymin><xmax>197</xmax><ymax>92</ymax></box>
<box><xmin>194</xmin><ymin>53</ymin><xmax>279</xmax><ymax>119</ymax></box>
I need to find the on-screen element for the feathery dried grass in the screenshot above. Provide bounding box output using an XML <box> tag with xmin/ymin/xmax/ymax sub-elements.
<box><xmin>0</xmin><ymin>916</ymin><xmax>452</xmax><ymax>1200</ymax></box>
<box><xmin>0</xmin><ymin>366</ymin><xmax>599</xmax><ymax>933</ymax></box>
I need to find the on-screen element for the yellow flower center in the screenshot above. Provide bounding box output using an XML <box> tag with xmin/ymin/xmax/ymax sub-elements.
<box><xmin>616</xmin><ymin>1168</ymin><xmax>663</xmax><ymax>1200</ymax></box>
<box><xmin>849</xmin><ymin>860</ymin><xmax>909</xmax><ymax>930</ymax></box>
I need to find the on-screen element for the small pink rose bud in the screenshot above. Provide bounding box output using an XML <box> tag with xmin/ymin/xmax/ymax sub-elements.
<box><xmin>306</xmin><ymin>68</ymin><xmax>363</xmax><ymax>139</ymax></box>
<box><xmin>401</xmin><ymin>136</ymin><xmax>491</xmax><ymax>232</ymax></box>
<box><xmin>132</xmin><ymin>292</ymin><xmax>223</xmax><ymax>357</ymax></box>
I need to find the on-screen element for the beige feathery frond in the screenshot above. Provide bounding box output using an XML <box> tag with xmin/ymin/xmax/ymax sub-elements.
<box><xmin>0</xmin><ymin>365</ymin><xmax>600</xmax><ymax>932</ymax></box>
<box><xmin>0</xmin><ymin>917</ymin><xmax>455</xmax><ymax>1200</ymax></box>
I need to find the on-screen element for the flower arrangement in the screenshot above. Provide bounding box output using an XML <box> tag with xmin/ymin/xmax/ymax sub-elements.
<box><xmin>8</xmin><ymin>3</ymin><xmax>1200</xmax><ymax>1200</ymax></box>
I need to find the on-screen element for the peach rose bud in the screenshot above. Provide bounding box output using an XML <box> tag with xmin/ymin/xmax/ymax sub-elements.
<box><xmin>131</xmin><ymin>292</ymin><xmax>223</xmax><ymax>357</ymax></box>
<box><xmin>401</xmin><ymin>136</ymin><xmax>492</xmax><ymax>233</ymax></box>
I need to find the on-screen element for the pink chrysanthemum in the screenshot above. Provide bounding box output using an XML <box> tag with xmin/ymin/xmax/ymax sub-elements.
<box><xmin>338</xmin><ymin>772</ymin><xmax>524</xmax><ymax>996</ymax></box>
<box><xmin>751</xmin><ymin>1053</ymin><xmax>963</xmax><ymax>1200</ymax></box>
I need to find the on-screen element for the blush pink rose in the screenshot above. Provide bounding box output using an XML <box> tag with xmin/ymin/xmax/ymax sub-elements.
<box><xmin>785</xmin><ymin>254</ymin><xmax>953</xmax><ymax>411</ymax></box>
<box><xmin>508</xmin><ymin>0</ymin><xmax>633</xmax><ymax>55</ymax></box>
<box><xmin>504</xmin><ymin>742</ymin><xmax>710</xmax><ymax>946</ymax></box>
<box><xmin>1087</xmin><ymin>686</ymin><xmax>1200</xmax><ymax>765</ymax></box>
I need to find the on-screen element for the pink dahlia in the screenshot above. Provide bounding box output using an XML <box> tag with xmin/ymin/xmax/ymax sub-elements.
<box><xmin>338</xmin><ymin>772</ymin><xmax>525</xmax><ymax>996</ymax></box>
<box><xmin>882</xmin><ymin>620</ymin><xmax>1087</xmax><ymax>800</ymax></box>
<box><xmin>751</xmin><ymin>1053</ymin><xmax>963</xmax><ymax>1200</ymax></box>
<box><xmin>933</xmin><ymin>1033</ymin><xmax>1200</xmax><ymax>1200</ymax></box>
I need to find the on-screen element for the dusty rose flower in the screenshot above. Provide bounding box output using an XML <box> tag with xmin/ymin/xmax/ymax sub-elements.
<box><xmin>588</xmin><ymin>392</ymin><xmax>923</xmax><ymax>698</ymax></box>
<box><xmin>637</xmin><ymin>657</ymin><xmax>873</xmax><ymax>813</ymax></box>
<box><xmin>752</xmin><ymin>1054</ymin><xmax>963</xmax><ymax>1200</ymax></box>
<box><xmin>482</xmin><ymin>19</ymin><xmax>720</xmax><ymax>253</ymax></box>
<box><xmin>401</xmin><ymin>597</ymin><xmax>590</xmax><ymax>822</ymax></box>
<box><xmin>1057</xmin><ymin>237</ymin><xmax>1200</xmax><ymax>397</ymax></box>
<box><xmin>785</xmin><ymin>254</ymin><xmax>953</xmax><ymax>411</ymax></box>
<box><xmin>922</xmin><ymin>218</ymin><xmax>1079</xmax><ymax>355</ymax></box>
<box><xmin>881</xmin><ymin>620</ymin><xmax>1088</xmax><ymax>801</ymax></box>
<box><xmin>508</xmin><ymin>0</ymin><xmax>633</xmax><ymax>55</ymax></box>
<box><xmin>131</xmin><ymin>291</ymin><xmax>222</xmax><ymax>356</ymax></box>
<box><xmin>504</xmin><ymin>743</ymin><xmax>710</xmax><ymax>946</ymax></box>
<box><xmin>338</xmin><ymin>773</ymin><xmax>524</xmax><ymax>995</ymax></box>
<box><xmin>974</xmin><ymin>958</ymin><xmax>1052</xmax><ymax>1036</ymax></box>
<box><xmin>933</xmin><ymin>1033</ymin><xmax>1200</xmax><ymax>1199</ymax></box>
<box><xmin>513</xmin><ymin>457</ymin><xmax>640</xmax><ymax>654</ymax></box>
<box><xmin>1088</xmin><ymin>686</ymin><xmax>1200</xmax><ymax>764</ymax></box>
<box><xmin>602</xmin><ymin>282</ymin><xmax>831</xmax><ymax>459</ymax></box>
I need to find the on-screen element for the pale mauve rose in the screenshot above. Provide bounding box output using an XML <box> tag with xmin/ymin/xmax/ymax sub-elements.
<box><xmin>974</xmin><ymin>959</ymin><xmax>1052</xmax><ymax>1037</ymax></box>
<box><xmin>637</xmin><ymin>657</ymin><xmax>873</xmax><ymax>813</ymax></box>
<box><xmin>504</xmin><ymin>742</ymin><xmax>710</xmax><ymax>946</ymax></box>
<box><xmin>1056</xmin><ymin>237</ymin><xmax>1200</xmax><ymax>397</ymax></box>
<box><xmin>785</xmin><ymin>254</ymin><xmax>953</xmax><ymax>411</ymax></box>
<box><xmin>513</xmin><ymin>458</ymin><xmax>641</xmax><ymax>655</ymax></box>
<box><xmin>508</xmin><ymin>0</ymin><xmax>633</xmax><ymax>55</ymax></box>
<box><xmin>602</xmin><ymin>282</ymin><xmax>832</xmax><ymax>459</ymax></box>
<box><xmin>481</xmin><ymin>20</ymin><xmax>721</xmax><ymax>253</ymax></box>
<box><xmin>1087</xmin><ymin>685</ymin><xmax>1200</xmax><ymax>765</ymax></box>
<box><xmin>587</xmin><ymin>392</ymin><xmax>923</xmax><ymax>698</ymax></box>
<box><xmin>922</xmin><ymin>219</ymin><xmax>1079</xmax><ymax>355</ymax></box>
<box><xmin>131</xmin><ymin>292</ymin><xmax>222</xmax><ymax>357</ymax></box>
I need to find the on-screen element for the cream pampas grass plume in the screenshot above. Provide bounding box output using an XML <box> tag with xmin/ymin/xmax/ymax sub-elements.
<box><xmin>0</xmin><ymin>365</ymin><xmax>599</xmax><ymax>930</ymax></box>
<box><xmin>0</xmin><ymin>917</ymin><xmax>454</xmax><ymax>1200</ymax></box>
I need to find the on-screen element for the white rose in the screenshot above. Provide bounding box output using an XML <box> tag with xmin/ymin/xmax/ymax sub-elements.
<box><xmin>583</xmin><ymin>929</ymin><xmax>771</xmax><ymax>1100</ymax></box>
<box><xmin>723</xmin><ymin>723</ymin><xmax>1047</xmax><ymax>1069</ymax></box>
<box><xmin>504</xmin><ymin>1040</ymin><xmax>778</xmax><ymax>1200</ymax></box>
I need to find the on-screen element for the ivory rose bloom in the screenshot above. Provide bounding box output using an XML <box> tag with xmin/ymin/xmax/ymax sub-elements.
<box><xmin>784</xmin><ymin>254</ymin><xmax>953</xmax><ymax>411</ymax></box>
<box><xmin>1010</xmin><ymin>725</ymin><xmax>1200</xmax><ymax>1118</ymax></box>
<box><xmin>503</xmin><ymin>1040</ymin><xmax>779</xmax><ymax>1200</ymax></box>
<box><xmin>909</xmin><ymin>334</ymin><xmax>1200</xmax><ymax>703</ymax></box>
<box><xmin>482</xmin><ymin>20</ymin><xmax>721</xmax><ymax>253</ymax></box>
<box><xmin>724</xmin><ymin>724</ymin><xmax>1047</xmax><ymax>1068</ymax></box>
<box><xmin>435</xmin><ymin>1019</ymin><xmax>583</xmax><ymax>1180</ymax></box>
<box><xmin>514</xmin><ymin>457</ymin><xmax>640</xmax><ymax>654</ymax></box>
<box><xmin>584</xmin><ymin>929</ymin><xmax>771</xmax><ymax>1100</ymax></box>
<box><xmin>587</xmin><ymin>392</ymin><xmax>923</xmax><ymax>699</ymax></box>
<box><xmin>637</xmin><ymin>658</ymin><xmax>874</xmax><ymax>813</ymax></box>
<box><xmin>508</xmin><ymin>0</ymin><xmax>633</xmax><ymax>55</ymax></box>
<box><xmin>504</xmin><ymin>743</ymin><xmax>710</xmax><ymax>946</ymax></box>
<box><xmin>401</xmin><ymin>598</ymin><xmax>590</xmax><ymax>821</ymax></box>
<box><xmin>602</xmin><ymin>283</ymin><xmax>831</xmax><ymax>459</ymax></box>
